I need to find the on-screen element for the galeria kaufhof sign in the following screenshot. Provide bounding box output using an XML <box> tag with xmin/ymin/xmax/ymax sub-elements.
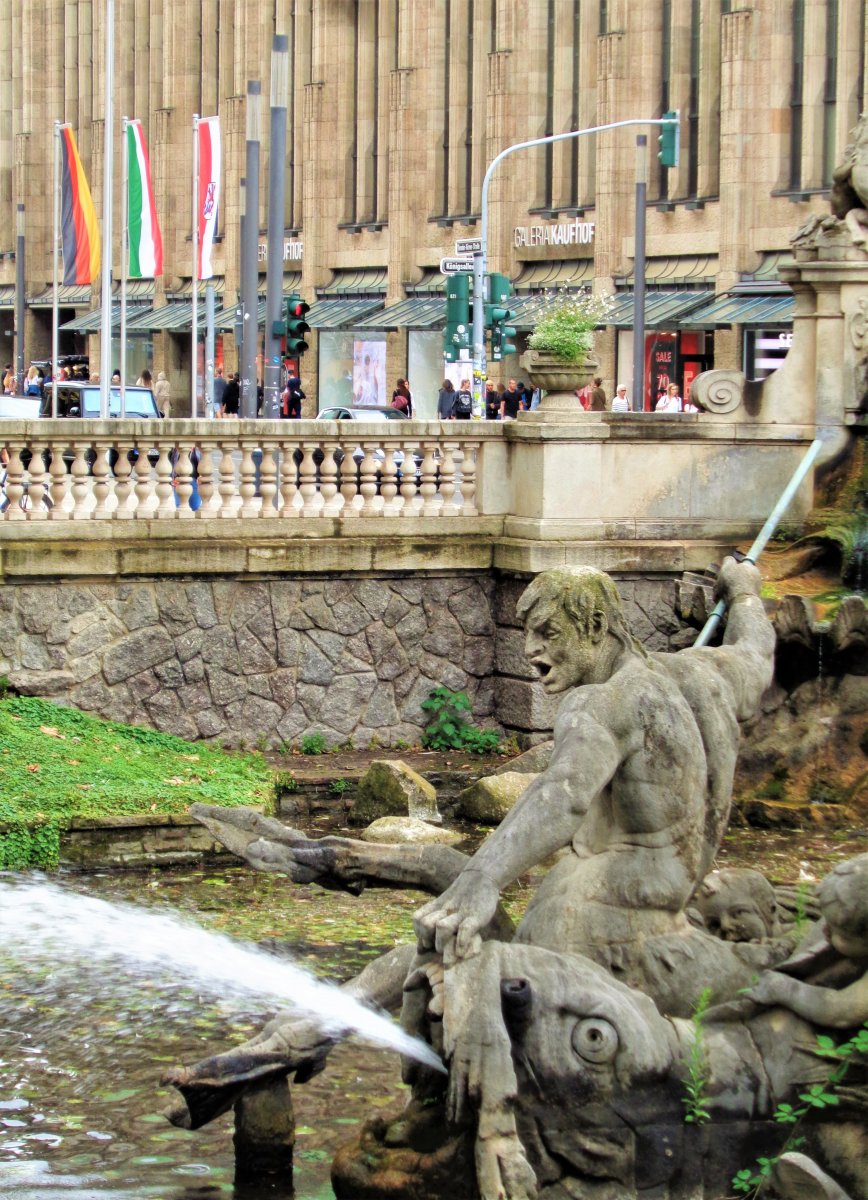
<box><xmin>513</xmin><ymin>219</ymin><xmax>595</xmax><ymax>249</ymax></box>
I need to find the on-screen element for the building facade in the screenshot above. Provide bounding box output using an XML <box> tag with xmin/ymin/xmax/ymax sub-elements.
<box><xmin>0</xmin><ymin>0</ymin><xmax>865</xmax><ymax>415</ymax></box>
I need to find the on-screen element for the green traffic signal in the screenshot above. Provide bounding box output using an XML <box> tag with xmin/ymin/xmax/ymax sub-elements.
<box><xmin>486</xmin><ymin>272</ymin><xmax>516</xmax><ymax>360</ymax></box>
<box><xmin>658</xmin><ymin>111</ymin><xmax>680</xmax><ymax>168</ymax></box>
<box><xmin>285</xmin><ymin>293</ymin><xmax>311</xmax><ymax>355</ymax></box>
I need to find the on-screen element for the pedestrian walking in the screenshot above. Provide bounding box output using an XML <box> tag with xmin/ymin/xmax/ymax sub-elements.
<box><xmin>154</xmin><ymin>371</ymin><xmax>172</xmax><ymax>417</ymax></box>
<box><xmin>437</xmin><ymin>379</ymin><xmax>456</xmax><ymax>419</ymax></box>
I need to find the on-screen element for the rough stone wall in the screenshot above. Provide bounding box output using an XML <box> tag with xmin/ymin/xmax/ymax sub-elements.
<box><xmin>0</xmin><ymin>574</ymin><xmax>694</xmax><ymax>747</ymax></box>
<box><xmin>0</xmin><ymin>577</ymin><xmax>497</xmax><ymax>749</ymax></box>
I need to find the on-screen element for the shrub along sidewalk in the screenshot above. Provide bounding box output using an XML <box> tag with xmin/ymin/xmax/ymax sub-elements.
<box><xmin>0</xmin><ymin>695</ymin><xmax>275</xmax><ymax>869</ymax></box>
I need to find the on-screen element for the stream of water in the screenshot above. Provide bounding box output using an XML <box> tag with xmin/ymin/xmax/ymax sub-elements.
<box><xmin>0</xmin><ymin>869</ymin><xmax>433</xmax><ymax>1200</ymax></box>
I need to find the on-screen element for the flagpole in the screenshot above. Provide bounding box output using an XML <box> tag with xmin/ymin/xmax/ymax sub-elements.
<box><xmin>120</xmin><ymin>116</ymin><xmax>129</xmax><ymax>417</ymax></box>
<box><xmin>52</xmin><ymin>122</ymin><xmax>61</xmax><ymax>418</ymax></box>
<box><xmin>192</xmin><ymin>113</ymin><xmax>200</xmax><ymax>419</ymax></box>
<box><xmin>99</xmin><ymin>0</ymin><xmax>115</xmax><ymax>419</ymax></box>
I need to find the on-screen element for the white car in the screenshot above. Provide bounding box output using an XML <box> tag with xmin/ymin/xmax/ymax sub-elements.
<box><xmin>315</xmin><ymin>405</ymin><xmax>408</xmax><ymax>421</ymax></box>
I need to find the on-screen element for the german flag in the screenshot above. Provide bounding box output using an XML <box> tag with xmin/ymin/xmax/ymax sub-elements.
<box><xmin>59</xmin><ymin>125</ymin><xmax>100</xmax><ymax>285</ymax></box>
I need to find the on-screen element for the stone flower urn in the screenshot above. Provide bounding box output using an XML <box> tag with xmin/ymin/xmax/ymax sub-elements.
<box><xmin>520</xmin><ymin>349</ymin><xmax>599</xmax><ymax>417</ymax></box>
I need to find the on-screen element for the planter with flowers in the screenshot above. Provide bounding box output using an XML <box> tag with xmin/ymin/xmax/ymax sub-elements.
<box><xmin>520</xmin><ymin>291</ymin><xmax>611</xmax><ymax>415</ymax></box>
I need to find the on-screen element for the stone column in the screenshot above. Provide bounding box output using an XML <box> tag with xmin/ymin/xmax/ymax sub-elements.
<box><xmin>233</xmin><ymin>1077</ymin><xmax>295</xmax><ymax>1185</ymax></box>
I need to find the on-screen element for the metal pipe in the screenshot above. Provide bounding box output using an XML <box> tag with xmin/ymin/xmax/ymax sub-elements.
<box><xmin>192</xmin><ymin>113</ymin><xmax>200</xmax><ymax>418</ymax></box>
<box><xmin>15</xmin><ymin>204</ymin><xmax>24</xmax><ymax>395</ymax></box>
<box><xmin>52</xmin><ymin>122</ymin><xmax>61</xmax><ymax>416</ymax></box>
<box><xmin>632</xmin><ymin>135</ymin><xmax>647</xmax><ymax>412</ymax></box>
<box><xmin>694</xmin><ymin>436</ymin><xmax>826</xmax><ymax>647</ymax></box>
<box><xmin>99</xmin><ymin>0</ymin><xmax>115</xmax><ymax>418</ymax></box>
<box><xmin>241</xmin><ymin>81</ymin><xmax>262</xmax><ymax>420</ymax></box>
<box><xmin>120</xmin><ymin>116</ymin><xmax>128</xmax><ymax>417</ymax></box>
<box><xmin>264</xmin><ymin>35</ymin><xmax>289</xmax><ymax>419</ymax></box>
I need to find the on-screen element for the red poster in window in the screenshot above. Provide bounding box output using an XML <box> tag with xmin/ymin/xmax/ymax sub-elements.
<box><xmin>645</xmin><ymin>332</ymin><xmax>678</xmax><ymax>411</ymax></box>
<box><xmin>683</xmin><ymin>360</ymin><xmax>701</xmax><ymax>401</ymax></box>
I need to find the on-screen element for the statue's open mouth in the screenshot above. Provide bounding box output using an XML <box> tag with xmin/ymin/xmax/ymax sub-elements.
<box><xmin>535</xmin><ymin>663</ymin><xmax>551</xmax><ymax>678</ymax></box>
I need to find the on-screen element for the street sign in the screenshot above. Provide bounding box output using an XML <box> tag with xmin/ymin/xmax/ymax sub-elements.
<box><xmin>440</xmin><ymin>257</ymin><xmax>473</xmax><ymax>275</ymax></box>
<box><xmin>455</xmin><ymin>238</ymin><xmax>482</xmax><ymax>255</ymax></box>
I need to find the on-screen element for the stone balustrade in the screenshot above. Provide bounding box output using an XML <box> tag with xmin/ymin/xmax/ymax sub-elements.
<box><xmin>0</xmin><ymin>419</ymin><xmax>491</xmax><ymax>522</ymax></box>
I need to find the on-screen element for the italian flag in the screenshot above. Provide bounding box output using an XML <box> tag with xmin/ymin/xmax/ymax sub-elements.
<box><xmin>126</xmin><ymin>119</ymin><xmax>163</xmax><ymax>278</ymax></box>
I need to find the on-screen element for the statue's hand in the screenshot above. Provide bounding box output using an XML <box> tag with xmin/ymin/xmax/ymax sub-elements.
<box><xmin>475</xmin><ymin>1112</ymin><xmax>538</xmax><ymax>1200</ymax></box>
<box><xmin>414</xmin><ymin>870</ymin><xmax>500</xmax><ymax>965</ymax></box>
<box><xmin>744</xmin><ymin>970</ymin><xmax>788</xmax><ymax>1008</ymax></box>
<box><xmin>714</xmin><ymin>555</ymin><xmax>762</xmax><ymax>604</ymax></box>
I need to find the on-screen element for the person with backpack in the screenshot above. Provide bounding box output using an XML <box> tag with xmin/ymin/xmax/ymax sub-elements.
<box><xmin>282</xmin><ymin>375</ymin><xmax>305</xmax><ymax>418</ymax></box>
<box><xmin>453</xmin><ymin>378</ymin><xmax>473</xmax><ymax>420</ymax></box>
<box><xmin>391</xmin><ymin>378</ymin><xmax>413</xmax><ymax>416</ymax></box>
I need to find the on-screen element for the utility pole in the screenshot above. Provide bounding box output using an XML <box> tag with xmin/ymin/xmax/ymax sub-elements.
<box><xmin>14</xmin><ymin>204</ymin><xmax>24</xmax><ymax>395</ymax></box>
<box><xmin>632</xmin><ymin>135</ymin><xmax>647</xmax><ymax>412</ymax></box>
<box><xmin>241</xmin><ymin>81</ymin><xmax>261</xmax><ymax>420</ymax></box>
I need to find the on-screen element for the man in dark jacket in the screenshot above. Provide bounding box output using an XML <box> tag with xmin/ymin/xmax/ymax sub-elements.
<box><xmin>283</xmin><ymin>376</ymin><xmax>305</xmax><ymax>418</ymax></box>
<box><xmin>500</xmin><ymin>378</ymin><xmax>522</xmax><ymax>421</ymax></box>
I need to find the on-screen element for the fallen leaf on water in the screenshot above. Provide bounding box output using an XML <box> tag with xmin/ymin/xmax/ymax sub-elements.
<box><xmin>26</xmin><ymin>763</ymin><xmax>41</xmax><ymax>773</ymax></box>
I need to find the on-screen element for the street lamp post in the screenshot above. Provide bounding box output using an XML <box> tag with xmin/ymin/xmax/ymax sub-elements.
<box><xmin>472</xmin><ymin>115</ymin><xmax>679</xmax><ymax>418</ymax></box>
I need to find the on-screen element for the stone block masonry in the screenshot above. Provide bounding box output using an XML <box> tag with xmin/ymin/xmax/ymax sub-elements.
<box><xmin>1</xmin><ymin>577</ymin><xmax>498</xmax><ymax>750</ymax></box>
<box><xmin>1</xmin><ymin>573</ymin><xmax>695</xmax><ymax>747</ymax></box>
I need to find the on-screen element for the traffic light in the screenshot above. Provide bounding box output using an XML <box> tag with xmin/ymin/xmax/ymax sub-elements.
<box><xmin>443</xmin><ymin>272</ymin><xmax>471</xmax><ymax>363</ymax></box>
<box><xmin>285</xmin><ymin>294</ymin><xmax>310</xmax><ymax>356</ymax></box>
<box><xmin>658</xmin><ymin>111</ymin><xmax>680</xmax><ymax>168</ymax></box>
<box><xmin>487</xmin><ymin>272</ymin><xmax>517</xmax><ymax>362</ymax></box>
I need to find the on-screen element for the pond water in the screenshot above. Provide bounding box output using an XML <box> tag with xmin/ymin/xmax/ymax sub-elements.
<box><xmin>0</xmin><ymin>865</ymin><xmax>425</xmax><ymax>1200</ymax></box>
<box><xmin>1</xmin><ymin>824</ymin><xmax>866</xmax><ymax>1200</ymax></box>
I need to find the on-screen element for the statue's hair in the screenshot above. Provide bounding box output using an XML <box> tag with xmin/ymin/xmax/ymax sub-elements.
<box><xmin>817</xmin><ymin>853</ymin><xmax>868</xmax><ymax>939</ymax></box>
<box><xmin>515</xmin><ymin>567</ymin><xmax>646</xmax><ymax>658</ymax></box>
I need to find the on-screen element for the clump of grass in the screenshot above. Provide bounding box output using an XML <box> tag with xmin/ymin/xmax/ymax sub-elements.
<box><xmin>0</xmin><ymin>695</ymin><xmax>275</xmax><ymax>868</ymax></box>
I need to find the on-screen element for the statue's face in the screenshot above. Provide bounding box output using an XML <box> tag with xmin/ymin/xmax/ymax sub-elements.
<box><xmin>523</xmin><ymin>599</ymin><xmax>601</xmax><ymax>693</ymax></box>
<box><xmin>697</xmin><ymin>889</ymin><xmax>772</xmax><ymax>942</ymax></box>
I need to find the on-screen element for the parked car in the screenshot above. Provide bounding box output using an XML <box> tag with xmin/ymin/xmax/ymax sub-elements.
<box><xmin>40</xmin><ymin>383</ymin><xmax>162</xmax><ymax>419</ymax></box>
<box><xmin>315</xmin><ymin>406</ymin><xmax>408</xmax><ymax>421</ymax></box>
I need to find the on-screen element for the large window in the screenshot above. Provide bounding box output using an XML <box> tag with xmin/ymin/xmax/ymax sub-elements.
<box><xmin>789</xmin><ymin>0</ymin><xmax>805</xmax><ymax>191</ymax></box>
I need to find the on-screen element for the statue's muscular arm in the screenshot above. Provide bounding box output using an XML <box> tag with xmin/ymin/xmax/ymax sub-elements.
<box><xmin>414</xmin><ymin>691</ymin><xmax>625</xmax><ymax>962</ymax></box>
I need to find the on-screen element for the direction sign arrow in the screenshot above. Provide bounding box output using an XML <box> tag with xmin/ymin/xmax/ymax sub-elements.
<box><xmin>455</xmin><ymin>238</ymin><xmax>482</xmax><ymax>255</ymax></box>
<box><xmin>440</xmin><ymin>257</ymin><xmax>474</xmax><ymax>275</ymax></box>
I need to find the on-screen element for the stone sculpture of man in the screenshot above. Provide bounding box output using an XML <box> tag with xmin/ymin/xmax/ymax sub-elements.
<box><xmin>415</xmin><ymin>557</ymin><xmax>776</xmax><ymax>1000</ymax></box>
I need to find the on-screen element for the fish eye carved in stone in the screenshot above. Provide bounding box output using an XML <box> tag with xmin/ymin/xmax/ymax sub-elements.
<box><xmin>571</xmin><ymin>1017</ymin><xmax>618</xmax><ymax>1063</ymax></box>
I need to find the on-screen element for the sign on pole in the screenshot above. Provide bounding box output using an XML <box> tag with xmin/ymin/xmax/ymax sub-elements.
<box><xmin>440</xmin><ymin>257</ymin><xmax>474</xmax><ymax>275</ymax></box>
<box><xmin>454</xmin><ymin>238</ymin><xmax>482</xmax><ymax>255</ymax></box>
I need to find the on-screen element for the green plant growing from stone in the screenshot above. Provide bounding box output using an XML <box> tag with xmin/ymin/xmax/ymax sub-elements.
<box><xmin>681</xmin><ymin>986</ymin><xmax>713</xmax><ymax>1125</ymax></box>
<box><xmin>301</xmin><ymin>733</ymin><xmax>328</xmax><ymax>756</ymax></box>
<box><xmin>274</xmin><ymin>770</ymin><xmax>298</xmax><ymax>793</ymax></box>
<box><xmin>255</xmin><ymin>733</ymin><xmax>269</xmax><ymax>754</ymax></box>
<box><xmin>420</xmin><ymin>687</ymin><xmax>500</xmax><ymax>754</ymax></box>
<box><xmin>329</xmin><ymin>778</ymin><xmax>350</xmax><ymax>796</ymax></box>
<box><xmin>526</xmin><ymin>290</ymin><xmax>611</xmax><ymax>363</ymax></box>
<box><xmin>792</xmin><ymin>880</ymin><xmax>812</xmax><ymax>938</ymax></box>
<box><xmin>731</xmin><ymin>1023</ymin><xmax>868</xmax><ymax>1197</ymax></box>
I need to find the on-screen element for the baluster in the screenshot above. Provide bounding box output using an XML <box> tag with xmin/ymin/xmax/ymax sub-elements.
<box><xmin>217</xmin><ymin>443</ymin><xmax>237</xmax><ymax>518</ymax></box>
<box><xmin>174</xmin><ymin>446</ymin><xmax>195</xmax><ymax>518</ymax></box>
<box><xmin>113</xmin><ymin>442</ymin><xmax>134</xmax><ymax>518</ymax></box>
<box><xmin>418</xmin><ymin>441</ymin><xmax>439</xmax><ymax>516</ymax></box>
<box><xmin>196</xmin><ymin>442</ymin><xmax>214</xmax><ymax>515</ymax></box>
<box><xmin>239</xmin><ymin>441</ymin><xmax>258</xmax><ymax>517</ymax></box>
<box><xmin>399</xmin><ymin>438</ymin><xmax>420</xmax><ymax>516</ymax></box>
<box><xmin>460</xmin><ymin>440</ymin><xmax>479</xmax><ymax>515</ymax></box>
<box><xmin>279</xmin><ymin>440</ymin><xmax>300</xmax><ymax>517</ymax></box>
<box><xmin>3</xmin><ymin>448</ymin><xmax>26</xmax><ymax>521</ymax></box>
<box><xmin>258</xmin><ymin>442</ymin><xmax>278</xmax><ymax>517</ymax></box>
<box><xmin>438</xmin><ymin>442</ymin><xmax>459</xmax><ymax>515</ymax></box>
<box><xmin>154</xmin><ymin>443</ymin><xmax>175</xmax><ymax>517</ymax></box>
<box><xmin>299</xmin><ymin>443</ymin><xmax>320</xmax><ymax>517</ymax></box>
<box><xmin>133</xmin><ymin>441</ymin><xmax>155</xmax><ymax>517</ymax></box>
<box><xmin>91</xmin><ymin>443</ymin><xmax>112</xmax><ymax>519</ymax></box>
<box><xmin>25</xmin><ymin>442</ymin><xmax>48</xmax><ymax>520</ymax></box>
<box><xmin>48</xmin><ymin>441</ymin><xmax>71</xmax><ymax>519</ymax></box>
<box><xmin>380</xmin><ymin>444</ymin><xmax>400</xmax><ymax>515</ymax></box>
<box><xmin>358</xmin><ymin>443</ymin><xmax>380</xmax><ymax>516</ymax></box>
<box><xmin>70</xmin><ymin>443</ymin><xmax>92</xmax><ymax>519</ymax></box>
<box><xmin>338</xmin><ymin>440</ymin><xmax>360</xmax><ymax>516</ymax></box>
<box><xmin>319</xmin><ymin>441</ymin><xmax>341</xmax><ymax>516</ymax></box>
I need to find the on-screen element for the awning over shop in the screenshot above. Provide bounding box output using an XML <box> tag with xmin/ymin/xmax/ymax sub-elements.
<box><xmin>355</xmin><ymin>296</ymin><xmax>443</xmax><ymax>329</ymax></box>
<box><xmin>27</xmin><ymin>285</ymin><xmax>92</xmax><ymax>308</ymax></box>
<box><xmin>125</xmin><ymin>302</ymin><xmax>195</xmax><ymax>332</ymax></box>
<box><xmin>680</xmin><ymin>292</ymin><xmax>794</xmax><ymax>327</ymax></box>
<box><xmin>604</xmin><ymin>290</ymin><xmax>714</xmax><ymax>327</ymax></box>
<box><xmin>513</xmin><ymin>258</ymin><xmax>595</xmax><ymax>291</ymax></box>
<box><xmin>308</xmin><ymin>298</ymin><xmax>385</xmax><ymax>328</ymax></box>
<box><xmin>0</xmin><ymin>285</ymin><xmax>15</xmax><ymax>310</ymax></box>
<box><xmin>320</xmin><ymin>267</ymin><xmax>387</xmax><ymax>295</ymax></box>
<box><xmin>615</xmin><ymin>255</ymin><xmax>718</xmax><ymax>287</ymax></box>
